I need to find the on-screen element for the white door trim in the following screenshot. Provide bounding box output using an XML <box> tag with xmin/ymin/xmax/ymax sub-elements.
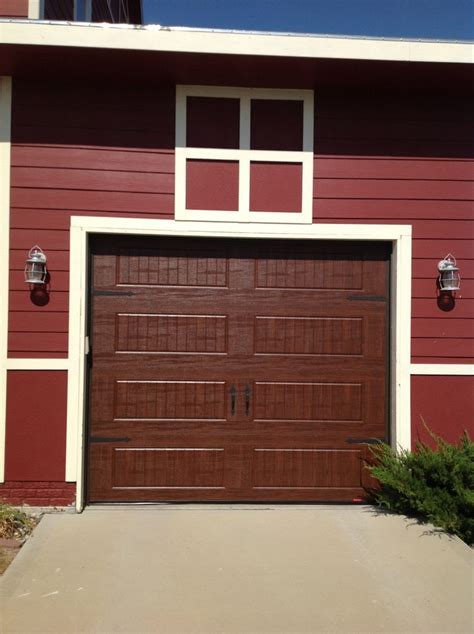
<box><xmin>66</xmin><ymin>216</ymin><xmax>412</xmax><ymax>511</ymax></box>
<box><xmin>0</xmin><ymin>76</ymin><xmax>12</xmax><ymax>483</ymax></box>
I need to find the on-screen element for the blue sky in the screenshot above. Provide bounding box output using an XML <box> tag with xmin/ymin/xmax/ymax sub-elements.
<box><xmin>143</xmin><ymin>0</ymin><xmax>474</xmax><ymax>41</ymax></box>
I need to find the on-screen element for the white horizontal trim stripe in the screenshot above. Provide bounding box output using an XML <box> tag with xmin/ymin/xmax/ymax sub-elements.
<box><xmin>0</xmin><ymin>22</ymin><xmax>471</xmax><ymax>64</ymax></box>
<box><xmin>182</xmin><ymin>148</ymin><xmax>310</xmax><ymax>162</ymax></box>
<box><xmin>411</xmin><ymin>364</ymin><xmax>474</xmax><ymax>376</ymax></box>
<box><xmin>70</xmin><ymin>216</ymin><xmax>412</xmax><ymax>240</ymax></box>
<box><xmin>6</xmin><ymin>359</ymin><xmax>70</xmax><ymax>370</ymax></box>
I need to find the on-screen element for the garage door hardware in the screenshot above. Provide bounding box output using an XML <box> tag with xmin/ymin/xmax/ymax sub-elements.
<box><xmin>230</xmin><ymin>385</ymin><xmax>237</xmax><ymax>416</ymax></box>
<box><xmin>346</xmin><ymin>437</ymin><xmax>385</xmax><ymax>445</ymax></box>
<box><xmin>89</xmin><ymin>436</ymin><xmax>131</xmax><ymax>443</ymax></box>
<box><xmin>245</xmin><ymin>384</ymin><xmax>252</xmax><ymax>416</ymax></box>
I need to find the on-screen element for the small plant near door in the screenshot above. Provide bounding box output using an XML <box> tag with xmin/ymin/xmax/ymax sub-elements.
<box><xmin>367</xmin><ymin>430</ymin><xmax>474</xmax><ymax>545</ymax></box>
<box><xmin>0</xmin><ymin>502</ymin><xmax>39</xmax><ymax>574</ymax></box>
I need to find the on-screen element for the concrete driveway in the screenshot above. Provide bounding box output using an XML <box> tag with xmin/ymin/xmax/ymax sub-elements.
<box><xmin>1</xmin><ymin>505</ymin><xmax>472</xmax><ymax>633</ymax></box>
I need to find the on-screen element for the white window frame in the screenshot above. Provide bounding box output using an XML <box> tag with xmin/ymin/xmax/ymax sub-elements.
<box><xmin>175</xmin><ymin>86</ymin><xmax>314</xmax><ymax>224</ymax></box>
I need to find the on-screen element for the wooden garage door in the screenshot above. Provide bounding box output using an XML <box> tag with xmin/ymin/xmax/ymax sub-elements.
<box><xmin>87</xmin><ymin>236</ymin><xmax>389</xmax><ymax>502</ymax></box>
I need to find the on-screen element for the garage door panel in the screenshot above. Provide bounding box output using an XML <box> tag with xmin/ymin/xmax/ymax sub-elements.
<box><xmin>115</xmin><ymin>313</ymin><xmax>229</xmax><ymax>355</ymax></box>
<box><xmin>116</xmin><ymin>247</ymin><xmax>229</xmax><ymax>288</ymax></box>
<box><xmin>112</xmin><ymin>447</ymin><xmax>226</xmax><ymax>489</ymax></box>
<box><xmin>87</xmin><ymin>237</ymin><xmax>389</xmax><ymax>502</ymax></box>
<box><xmin>113</xmin><ymin>380</ymin><xmax>228</xmax><ymax>422</ymax></box>
<box><xmin>253</xmin><ymin>381</ymin><xmax>363</xmax><ymax>422</ymax></box>
<box><xmin>251</xmin><ymin>448</ymin><xmax>362</xmax><ymax>489</ymax></box>
<box><xmin>255</xmin><ymin>254</ymin><xmax>364</xmax><ymax>290</ymax></box>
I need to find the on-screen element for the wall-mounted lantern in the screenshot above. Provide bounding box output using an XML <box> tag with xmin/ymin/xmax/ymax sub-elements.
<box><xmin>438</xmin><ymin>254</ymin><xmax>460</xmax><ymax>292</ymax></box>
<box><xmin>24</xmin><ymin>246</ymin><xmax>48</xmax><ymax>285</ymax></box>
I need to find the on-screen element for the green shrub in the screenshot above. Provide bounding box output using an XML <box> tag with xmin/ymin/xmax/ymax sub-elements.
<box><xmin>0</xmin><ymin>502</ymin><xmax>37</xmax><ymax>540</ymax></box>
<box><xmin>367</xmin><ymin>431</ymin><xmax>474</xmax><ymax>545</ymax></box>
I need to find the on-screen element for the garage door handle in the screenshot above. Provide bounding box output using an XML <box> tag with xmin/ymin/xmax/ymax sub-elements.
<box><xmin>230</xmin><ymin>384</ymin><xmax>237</xmax><ymax>416</ymax></box>
<box><xmin>244</xmin><ymin>384</ymin><xmax>251</xmax><ymax>416</ymax></box>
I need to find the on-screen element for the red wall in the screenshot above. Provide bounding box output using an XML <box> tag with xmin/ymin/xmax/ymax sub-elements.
<box><xmin>9</xmin><ymin>80</ymin><xmax>175</xmax><ymax>358</ymax></box>
<box><xmin>4</xmin><ymin>371</ymin><xmax>68</xmax><ymax>480</ymax></box>
<box><xmin>5</xmin><ymin>77</ymin><xmax>473</xmax><ymax>494</ymax></box>
<box><xmin>0</xmin><ymin>0</ymin><xmax>28</xmax><ymax>17</ymax></box>
<box><xmin>411</xmin><ymin>376</ymin><xmax>474</xmax><ymax>445</ymax></box>
<box><xmin>9</xmin><ymin>82</ymin><xmax>473</xmax><ymax>363</ymax></box>
<box><xmin>312</xmin><ymin>94</ymin><xmax>474</xmax><ymax>365</ymax></box>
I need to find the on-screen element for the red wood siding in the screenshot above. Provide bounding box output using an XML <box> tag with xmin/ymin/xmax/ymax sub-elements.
<box><xmin>4</xmin><ymin>371</ymin><xmax>68</xmax><ymax>481</ymax></box>
<box><xmin>0</xmin><ymin>0</ymin><xmax>27</xmax><ymax>17</ymax></box>
<box><xmin>8</xmin><ymin>80</ymin><xmax>175</xmax><ymax>357</ymax></box>
<box><xmin>313</xmin><ymin>94</ymin><xmax>474</xmax><ymax>364</ymax></box>
<box><xmin>7</xmin><ymin>83</ymin><xmax>474</xmax><ymax>363</ymax></box>
<box><xmin>411</xmin><ymin>376</ymin><xmax>474</xmax><ymax>446</ymax></box>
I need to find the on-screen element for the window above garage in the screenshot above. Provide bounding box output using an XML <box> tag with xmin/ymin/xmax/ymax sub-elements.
<box><xmin>175</xmin><ymin>86</ymin><xmax>314</xmax><ymax>224</ymax></box>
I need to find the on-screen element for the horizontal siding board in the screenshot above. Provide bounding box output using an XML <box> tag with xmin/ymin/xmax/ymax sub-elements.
<box><xmin>412</xmin><ymin>278</ymin><xmax>474</xmax><ymax>299</ymax></box>
<box><xmin>313</xmin><ymin>139</ymin><xmax>474</xmax><ymax>158</ymax></box>
<box><xmin>10</xmin><ymin>229</ymin><xmax>70</xmax><ymax>250</ymax></box>
<box><xmin>411</xmin><ymin>338</ymin><xmax>474</xmax><ymax>359</ymax></box>
<box><xmin>11</xmin><ymin>188</ymin><xmax>174</xmax><ymax>214</ymax></box>
<box><xmin>411</xmin><ymin>318</ymin><xmax>473</xmax><ymax>338</ymax></box>
<box><xmin>10</xmin><ymin>248</ymin><xmax>70</xmax><ymax>271</ymax></box>
<box><xmin>315</xmin><ymin>118</ymin><xmax>473</xmax><ymax>142</ymax></box>
<box><xmin>12</xmin><ymin>103</ymin><xmax>175</xmax><ymax>131</ymax></box>
<box><xmin>13</xmin><ymin>83</ymin><xmax>175</xmax><ymax>107</ymax></box>
<box><xmin>8</xmin><ymin>332</ymin><xmax>69</xmax><ymax>354</ymax></box>
<box><xmin>412</xmin><ymin>298</ymin><xmax>474</xmax><ymax>319</ymax></box>
<box><xmin>11</xmin><ymin>167</ymin><xmax>175</xmax><ymax>194</ymax></box>
<box><xmin>8</xmin><ymin>351</ymin><xmax>68</xmax><ymax>359</ymax></box>
<box><xmin>412</xmin><ymin>240</ymin><xmax>473</xmax><ymax>260</ymax></box>
<box><xmin>11</xmin><ymin>146</ymin><xmax>174</xmax><ymax>173</ymax></box>
<box><xmin>9</xmin><ymin>312</ymin><xmax>69</xmax><ymax>332</ymax></box>
<box><xmin>12</xmin><ymin>126</ymin><xmax>174</xmax><ymax>150</ymax></box>
<box><xmin>411</xmin><ymin>356</ymin><xmax>474</xmax><ymax>364</ymax></box>
<box><xmin>410</xmin><ymin>221</ymin><xmax>474</xmax><ymax>240</ymax></box>
<box><xmin>9</xmin><ymin>290</ymin><xmax>69</xmax><ymax>312</ymax></box>
<box><xmin>9</xmin><ymin>270</ymin><xmax>70</xmax><ymax>291</ymax></box>
<box><xmin>313</xmin><ymin>199</ymin><xmax>474</xmax><ymax>219</ymax></box>
<box><xmin>314</xmin><ymin>179</ymin><xmax>473</xmax><ymax>201</ymax></box>
<box><xmin>313</xmin><ymin>157</ymin><xmax>474</xmax><ymax>181</ymax></box>
<box><xmin>413</xmin><ymin>259</ymin><xmax>474</xmax><ymax>280</ymax></box>
<box><xmin>315</xmin><ymin>98</ymin><xmax>473</xmax><ymax>122</ymax></box>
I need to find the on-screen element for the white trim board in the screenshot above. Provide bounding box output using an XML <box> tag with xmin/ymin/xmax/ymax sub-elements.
<box><xmin>27</xmin><ymin>0</ymin><xmax>40</xmax><ymax>19</ymax></box>
<box><xmin>0</xmin><ymin>76</ymin><xmax>12</xmax><ymax>484</ymax></box>
<box><xmin>5</xmin><ymin>359</ymin><xmax>70</xmax><ymax>370</ymax></box>
<box><xmin>66</xmin><ymin>216</ymin><xmax>412</xmax><ymax>511</ymax></box>
<box><xmin>0</xmin><ymin>22</ymin><xmax>472</xmax><ymax>64</ymax></box>
<box><xmin>411</xmin><ymin>364</ymin><xmax>474</xmax><ymax>376</ymax></box>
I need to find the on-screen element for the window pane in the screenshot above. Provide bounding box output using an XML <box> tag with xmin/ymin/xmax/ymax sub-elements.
<box><xmin>251</xmin><ymin>100</ymin><xmax>304</xmax><ymax>151</ymax></box>
<box><xmin>186</xmin><ymin>97</ymin><xmax>240</xmax><ymax>149</ymax></box>
<box><xmin>186</xmin><ymin>160</ymin><xmax>239</xmax><ymax>211</ymax></box>
<box><xmin>250</xmin><ymin>162</ymin><xmax>302</xmax><ymax>213</ymax></box>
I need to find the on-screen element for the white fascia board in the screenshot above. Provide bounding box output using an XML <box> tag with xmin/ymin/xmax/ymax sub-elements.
<box><xmin>0</xmin><ymin>21</ymin><xmax>472</xmax><ymax>64</ymax></box>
